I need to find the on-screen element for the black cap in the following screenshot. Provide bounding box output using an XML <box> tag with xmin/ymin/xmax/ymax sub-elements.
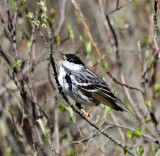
<box><xmin>64</xmin><ymin>54</ymin><xmax>84</xmax><ymax>66</ymax></box>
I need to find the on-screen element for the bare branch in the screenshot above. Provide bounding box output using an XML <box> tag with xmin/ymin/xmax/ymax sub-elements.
<box><xmin>71</xmin><ymin>0</ymin><xmax>101</xmax><ymax>56</ymax></box>
<box><xmin>109</xmin><ymin>123</ymin><xmax>160</xmax><ymax>145</ymax></box>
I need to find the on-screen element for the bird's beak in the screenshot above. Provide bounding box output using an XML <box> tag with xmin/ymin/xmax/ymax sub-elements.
<box><xmin>54</xmin><ymin>52</ymin><xmax>65</xmax><ymax>62</ymax></box>
<box><xmin>54</xmin><ymin>57</ymin><xmax>61</xmax><ymax>62</ymax></box>
<box><xmin>58</xmin><ymin>51</ymin><xmax>65</xmax><ymax>61</ymax></box>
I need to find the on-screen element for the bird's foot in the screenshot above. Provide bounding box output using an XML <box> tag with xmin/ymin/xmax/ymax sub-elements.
<box><xmin>83</xmin><ymin>112</ymin><xmax>90</xmax><ymax>117</ymax></box>
<box><xmin>76</xmin><ymin>103</ymin><xmax>90</xmax><ymax>117</ymax></box>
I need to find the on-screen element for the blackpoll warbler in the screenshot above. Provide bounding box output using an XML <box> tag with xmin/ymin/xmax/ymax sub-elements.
<box><xmin>57</xmin><ymin>53</ymin><xmax>131</xmax><ymax>117</ymax></box>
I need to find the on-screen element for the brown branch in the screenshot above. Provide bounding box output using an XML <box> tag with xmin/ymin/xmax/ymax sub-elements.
<box><xmin>63</xmin><ymin>125</ymin><xmax>112</xmax><ymax>146</ymax></box>
<box><xmin>55</xmin><ymin>0</ymin><xmax>67</xmax><ymax>36</ymax></box>
<box><xmin>7</xmin><ymin>3</ymin><xmax>19</xmax><ymax>60</ymax></box>
<box><xmin>109</xmin><ymin>1</ymin><xmax>132</xmax><ymax>15</ymax></box>
<box><xmin>105</xmin><ymin>68</ymin><xmax>143</xmax><ymax>93</ymax></box>
<box><xmin>142</xmin><ymin>51</ymin><xmax>159</xmax><ymax>79</ymax></box>
<box><xmin>71</xmin><ymin>0</ymin><xmax>101</xmax><ymax>56</ymax></box>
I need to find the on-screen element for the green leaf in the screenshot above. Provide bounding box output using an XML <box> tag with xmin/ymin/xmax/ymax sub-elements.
<box><xmin>154</xmin><ymin>84</ymin><xmax>160</xmax><ymax>98</ymax></box>
<box><xmin>137</xmin><ymin>146</ymin><xmax>144</xmax><ymax>155</ymax></box>
<box><xmin>154</xmin><ymin>84</ymin><xmax>160</xmax><ymax>91</ymax></box>
<box><xmin>154</xmin><ymin>92</ymin><xmax>158</xmax><ymax>98</ymax></box>
<box><xmin>37</xmin><ymin>1</ymin><xmax>47</xmax><ymax>12</ymax></box>
<box><xmin>65</xmin><ymin>106</ymin><xmax>73</xmax><ymax>115</ymax></box>
<box><xmin>35</xmin><ymin>20</ymin><xmax>40</xmax><ymax>27</ymax></box>
<box><xmin>68</xmin><ymin>26</ymin><xmax>74</xmax><ymax>39</ymax></box>
<box><xmin>27</xmin><ymin>41</ymin><xmax>32</xmax><ymax>51</ymax></box>
<box><xmin>60</xmin><ymin>133</ymin><xmax>68</xmax><ymax>143</ymax></box>
<box><xmin>6</xmin><ymin>146</ymin><xmax>12</xmax><ymax>156</ymax></box>
<box><xmin>41</xmin><ymin>13</ymin><xmax>47</xmax><ymax>22</ymax></box>
<box><xmin>79</xmin><ymin>35</ymin><xmax>84</xmax><ymax>43</ymax></box>
<box><xmin>45</xmin><ymin>129</ymin><xmax>50</xmax><ymax>139</ymax></box>
<box><xmin>104</xmin><ymin>62</ymin><xmax>108</xmax><ymax>69</ymax></box>
<box><xmin>37</xmin><ymin>119</ymin><xmax>45</xmax><ymax>134</ymax></box>
<box><xmin>101</xmin><ymin>54</ymin><xmax>107</xmax><ymax>59</ymax></box>
<box><xmin>152</xmin><ymin>144</ymin><xmax>158</xmax><ymax>154</ymax></box>
<box><xmin>8</xmin><ymin>108</ymin><xmax>14</xmax><ymax>115</ymax></box>
<box><xmin>13</xmin><ymin>60</ymin><xmax>22</xmax><ymax>67</ymax></box>
<box><xmin>124</xmin><ymin>146</ymin><xmax>130</xmax><ymax>154</ymax></box>
<box><xmin>145</xmin><ymin>50</ymin><xmax>149</xmax><ymax>58</ymax></box>
<box><xmin>145</xmin><ymin>115</ymin><xmax>151</xmax><ymax>123</ymax></box>
<box><xmin>0</xmin><ymin>121</ymin><xmax>6</xmax><ymax>136</ymax></box>
<box><xmin>42</xmin><ymin>23</ymin><xmax>47</xmax><ymax>28</ymax></box>
<box><xmin>65</xmin><ymin>106</ymin><xmax>76</xmax><ymax>123</ymax></box>
<box><xmin>68</xmin><ymin>115</ymin><xmax>76</xmax><ymax>123</ymax></box>
<box><xmin>26</xmin><ymin>12</ymin><xmax>34</xmax><ymax>21</ymax></box>
<box><xmin>126</xmin><ymin>130</ymin><xmax>134</xmax><ymax>139</ymax></box>
<box><xmin>134</xmin><ymin>128</ymin><xmax>141</xmax><ymax>138</ymax></box>
<box><xmin>86</xmin><ymin>53</ymin><xmax>92</xmax><ymax>59</ymax></box>
<box><xmin>104</xmin><ymin>106</ymin><xmax>112</xmax><ymax>119</ymax></box>
<box><xmin>146</xmin><ymin>100</ymin><xmax>152</xmax><ymax>107</ymax></box>
<box><xmin>58</xmin><ymin>105</ymin><xmax>65</xmax><ymax>112</ymax></box>
<box><xmin>9</xmin><ymin>0</ymin><xmax>15</xmax><ymax>9</ymax></box>
<box><xmin>54</xmin><ymin>36</ymin><xmax>61</xmax><ymax>43</ymax></box>
<box><xmin>151</xmin><ymin>65</ymin><xmax>155</xmax><ymax>76</ymax></box>
<box><xmin>68</xmin><ymin>151</ymin><xmax>74</xmax><ymax>156</ymax></box>
<box><xmin>86</xmin><ymin>41</ymin><xmax>92</xmax><ymax>53</ymax></box>
<box><xmin>112</xmin><ymin>88</ymin><xmax>118</xmax><ymax>95</ymax></box>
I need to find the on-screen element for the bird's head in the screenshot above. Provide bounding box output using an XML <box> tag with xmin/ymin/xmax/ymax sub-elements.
<box><xmin>56</xmin><ymin>53</ymin><xmax>85</xmax><ymax>71</ymax></box>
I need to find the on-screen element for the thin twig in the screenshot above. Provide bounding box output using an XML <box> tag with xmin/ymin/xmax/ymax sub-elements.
<box><xmin>64</xmin><ymin>125</ymin><xmax>112</xmax><ymax>146</ymax></box>
<box><xmin>7</xmin><ymin>2</ymin><xmax>19</xmax><ymax>60</ymax></box>
<box><xmin>105</xmin><ymin>68</ymin><xmax>143</xmax><ymax>93</ymax></box>
<box><xmin>109</xmin><ymin>1</ymin><xmax>132</xmax><ymax>15</ymax></box>
<box><xmin>55</xmin><ymin>0</ymin><xmax>67</xmax><ymax>36</ymax></box>
<box><xmin>71</xmin><ymin>0</ymin><xmax>101</xmax><ymax>56</ymax></box>
<box><xmin>109</xmin><ymin>123</ymin><xmax>160</xmax><ymax>145</ymax></box>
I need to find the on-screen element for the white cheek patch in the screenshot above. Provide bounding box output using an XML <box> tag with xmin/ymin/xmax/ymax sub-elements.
<box><xmin>62</xmin><ymin>61</ymin><xmax>84</xmax><ymax>71</ymax></box>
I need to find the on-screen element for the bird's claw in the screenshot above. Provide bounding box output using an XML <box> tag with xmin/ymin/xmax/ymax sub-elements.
<box><xmin>84</xmin><ymin>112</ymin><xmax>90</xmax><ymax>118</ymax></box>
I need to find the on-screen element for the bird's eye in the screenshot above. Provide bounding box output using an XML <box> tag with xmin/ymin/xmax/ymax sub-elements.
<box><xmin>68</xmin><ymin>58</ymin><xmax>72</xmax><ymax>62</ymax></box>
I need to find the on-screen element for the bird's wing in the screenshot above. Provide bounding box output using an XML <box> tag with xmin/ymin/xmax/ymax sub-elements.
<box><xmin>73</xmin><ymin>69</ymin><xmax>132</xmax><ymax>113</ymax></box>
<box><xmin>78</xmin><ymin>84</ymin><xmax>123</xmax><ymax>111</ymax></box>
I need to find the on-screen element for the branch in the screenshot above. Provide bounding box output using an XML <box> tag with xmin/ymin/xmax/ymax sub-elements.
<box><xmin>109</xmin><ymin>1</ymin><xmax>132</xmax><ymax>15</ymax></box>
<box><xmin>71</xmin><ymin>0</ymin><xmax>101</xmax><ymax>56</ymax></box>
<box><xmin>140</xmin><ymin>0</ymin><xmax>160</xmax><ymax>135</ymax></box>
<box><xmin>109</xmin><ymin>123</ymin><xmax>160</xmax><ymax>145</ymax></box>
<box><xmin>63</xmin><ymin>125</ymin><xmax>113</xmax><ymax>146</ymax></box>
<box><xmin>7</xmin><ymin>3</ymin><xmax>19</xmax><ymax>60</ymax></box>
<box><xmin>64</xmin><ymin>122</ymin><xmax>160</xmax><ymax>147</ymax></box>
<box><xmin>105</xmin><ymin>68</ymin><xmax>143</xmax><ymax>93</ymax></box>
<box><xmin>99</xmin><ymin>0</ymin><xmax>145</xmax><ymax>123</ymax></box>
<box><xmin>55</xmin><ymin>0</ymin><xmax>67</xmax><ymax>36</ymax></box>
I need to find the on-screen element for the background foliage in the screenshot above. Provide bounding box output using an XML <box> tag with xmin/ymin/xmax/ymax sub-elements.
<box><xmin>0</xmin><ymin>0</ymin><xmax>160</xmax><ymax>156</ymax></box>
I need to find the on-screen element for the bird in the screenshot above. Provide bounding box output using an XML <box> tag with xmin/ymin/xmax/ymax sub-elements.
<box><xmin>56</xmin><ymin>53</ymin><xmax>132</xmax><ymax>117</ymax></box>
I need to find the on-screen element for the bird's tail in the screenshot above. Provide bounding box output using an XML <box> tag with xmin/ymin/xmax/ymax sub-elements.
<box><xmin>115</xmin><ymin>97</ymin><xmax>134</xmax><ymax>116</ymax></box>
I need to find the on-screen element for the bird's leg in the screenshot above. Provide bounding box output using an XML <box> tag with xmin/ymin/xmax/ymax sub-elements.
<box><xmin>76</xmin><ymin>103</ymin><xmax>88</xmax><ymax>116</ymax></box>
<box><xmin>76</xmin><ymin>103</ymin><xmax>83</xmax><ymax>109</ymax></box>
<box><xmin>84</xmin><ymin>105</ymin><xmax>98</xmax><ymax>117</ymax></box>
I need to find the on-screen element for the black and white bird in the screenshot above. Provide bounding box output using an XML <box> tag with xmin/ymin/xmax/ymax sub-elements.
<box><xmin>56</xmin><ymin>53</ymin><xmax>131</xmax><ymax>117</ymax></box>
